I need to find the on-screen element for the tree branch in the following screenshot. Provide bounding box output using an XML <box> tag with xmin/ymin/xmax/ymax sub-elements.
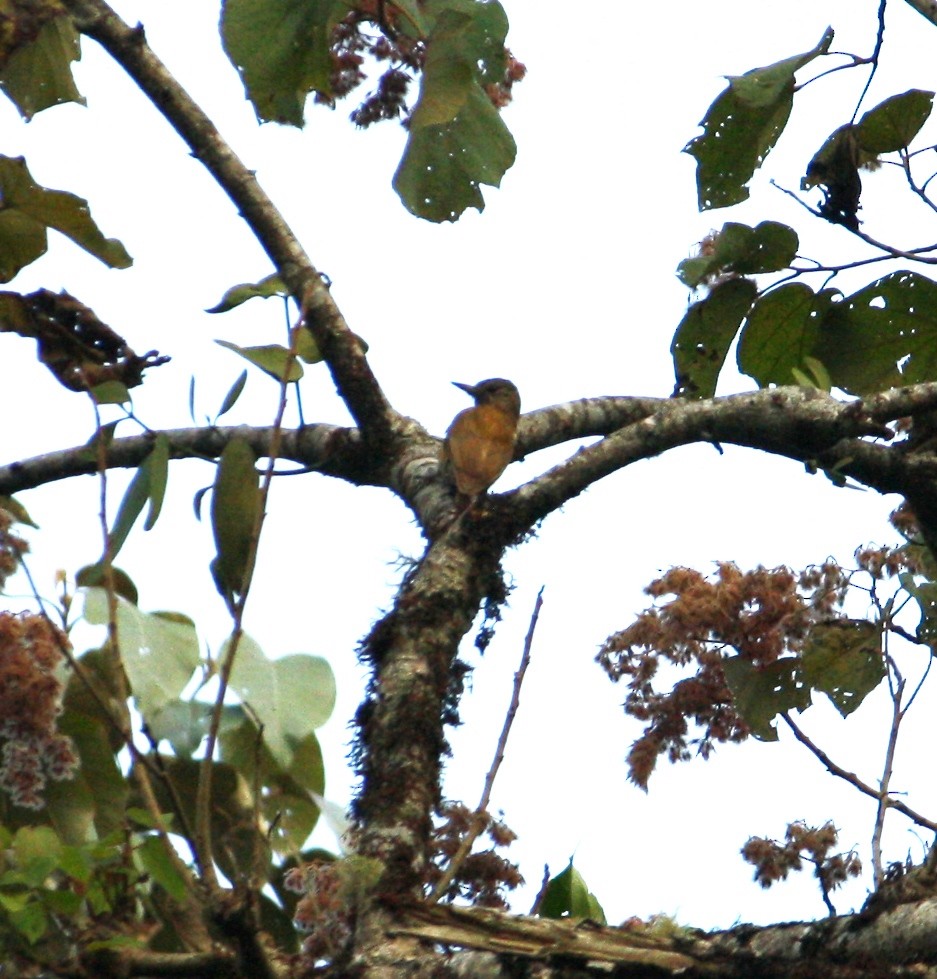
<box><xmin>902</xmin><ymin>0</ymin><xmax>937</xmax><ymax>28</ymax></box>
<box><xmin>59</xmin><ymin>0</ymin><xmax>395</xmax><ymax>442</ymax></box>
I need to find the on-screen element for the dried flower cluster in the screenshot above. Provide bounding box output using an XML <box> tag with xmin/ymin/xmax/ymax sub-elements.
<box><xmin>0</xmin><ymin>507</ymin><xmax>28</xmax><ymax>590</ymax></box>
<box><xmin>318</xmin><ymin>9</ymin><xmax>525</xmax><ymax>128</ymax></box>
<box><xmin>428</xmin><ymin>802</ymin><xmax>522</xmax><ymax>908</ymax></box>
<box><xmin>0</xmin><ymin>612</ymin><xmax>77</xmax><ymax>809</ymax></box>
<box><xmin>598</xmin><ymin>561</ymin><xmax>850</xmax><ymax>787</ymax></box>
<box><xmin>742</xmin><ymin>821</ymin><xmax>861</xmax><ymax>908</ymax></box>
<box><xmin>317</xmin><ymin>11</ymin><xmax>425</xmax><ymax>126</ymax></box>
<box><xmin>286</xmin><ymin>859</ymin><xmax>353</xmax><ymax>965</ymax></box>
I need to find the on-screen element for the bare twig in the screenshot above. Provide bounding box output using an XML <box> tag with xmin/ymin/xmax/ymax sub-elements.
<box><xmin>872</xmin><ymin>629</ymin><xmax>906</xmax><ymax>886</ymax></box>
<box><xmin>850</xmin><ymin>0</ymin><xmax>888</xmax><ymax>123</ymax></box>
<box><xmin>428</xmin><ymin>587</ymin><xmax>544</xmax><ymax>903</ymax></box>
<box><xmin>782</xmin><ymin>713</ymin><xmax>937</xmax><ymax>832</ymax></box>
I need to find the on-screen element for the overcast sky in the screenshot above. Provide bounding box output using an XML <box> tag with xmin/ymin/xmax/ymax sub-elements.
<box><xmin>3</xmin><ymin>0</ymin><xmax>937</xmax><ymax>927</ymax></box>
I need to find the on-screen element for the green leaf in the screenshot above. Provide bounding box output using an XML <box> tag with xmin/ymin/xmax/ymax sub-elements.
<box><xmin>801</xmin><ymin>620</ymin><xmax>884</xmax><ymax>717</ymax></box>
<box><xmin>0</xmin><ymin>156</ymin><xmax>131</xmax><ymax>281</ymax></box>
<box><xmin>900</xmin><ymin>573</ymin><xmax>937</xmax><ymax>644</ymax></box>
<box><xmin>143</xmin><ymin>434</ymin><xmax>170</xmax><ymax>531</ymax></box>
<box><xmin>9</xmin><ymin>900</ymin><xmax>46</xmax><ymax>944</ymax></box>
<box><xmin>721</xmin><ymin>655</ymin><xmax>809</xmax><ymax>740</ymax></box>
<box><xmin>146</xmin><ymin>700</ymin><xmax>213</xmax><ymax>758</ymax></box>
<box><xmin>855</xmin><ymin>89</ymin><xmax>935</xmax><ymax>154</ymax></box>
<box><xmin>12</xmin><ymin>827</ymin><xmax>61</xmax><ymax>885</ymax></box>
<box><xmin>216</xmin><ymin>370</ymin><xmax>248</xmax><ymax>420</ymax></box>
<box><xmin>538</xmin><ymin>860</ymin><xmax>606</xmax><ymax>923</ymax></box>
<box><xmin>0</xmin><ymin>494</ymin><xmax>38</xmax><ymax>528</ymax></box>
<box><xmin>819</xmin><ymin>271</ymin><xmax>937</xmax><ymax>394</ymax></box>
<box><xmin>135</xmin><ymin>836</ymin><xmax>188</xmax><ymax>902</ymax></box>
<box><xmin>671</xmin><ymin>278</ymin><xmax>757</xmax><ymax>398</ymax></box>
<box><xmin>0</xmin><ymin>15</ymin><xmax>83</xmax><ymax>120</ymax></box>
<box><xmin>82</xmin><ymin>590</ymin><xmax>200</xmax><ymax>719</ymax></box>
<box><xmin>737</xmin><ymin>283</ymin><xmax>823</xmax><ymax>387</ymax></box>
<box><xmin>206</xmin><ymin>274</ymin><xmax>288</xmax><ymax>313</ymax></box>
<box><xmin>211</xmin><ymin>439</ymin><xmax>261</xmax><ymax>601</ymax></box>
<box><xmin>143</xmin><ymin>755</ymin><xmax>256</xmax><ymax>881</ymax></box>
<box><xmin>219</xmin><ymin>717</ymin><xmax>325</xmax><ymax>853</ymax></box>
<box><xmin>393</xmin><ymin>4</ymin><xmax>516</xmax><ymax>221</ymax></box>
<box><xmin>75</xmin><ymin>564</ymin><xmax>139</xmax><ymax>605</ymax></box>
<box><xmin>678</xmin><ymin>222</ymin><xmax>799</xmax><ymax>288</ymax></box>
<box><xmin>685</xmin><ymin>28</ymin><xmax>833</xmax><ymax>209</ymax></box>
<box><xmin>292</xmin><ymin>324</ymin><xmax>323</xmax><ymax>364</ymax></box>
<box><xmin>45</xmin><ymin>708</ymin><xmax>129</xmax><ymax>848</ymax></box>
<box><xmin>108</xmin><ymin>435</ymin><xmax>171</xmax><ymax>558</ymax></box>
<box><xmin>220</xmin><ymin>0</ymin><xmax>344</xmax><ymax>126</ymax></box>
<box><xmin>225</xmin><ymin>636</ymin><xmax>336</xmax><ymax>768</ymax></box>
<box><xmin>215</xmin><ymin>340</ymin><xmax>303</xmax><ymax>382</ymax></box>
<box><xmin>90</xmin><ymin>380</ymin><xmax>131</xmax><ymax>405</ymax></box>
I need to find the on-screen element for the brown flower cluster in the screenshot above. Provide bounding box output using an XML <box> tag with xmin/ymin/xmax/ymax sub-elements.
<box><xmin>854</xmin><ymin>537</ymin><xmax>924</xmax><ymax>579</ymax></box>
<box><xmin>317</xmin><ymin>10</ymin><xmax>424</xmax><ymax>126</ymax></box>
<box><xmin>0</xmin><ymin>612</ymin><xmax>77</xmax><ymax>809</ymax></box>
<box><xmin>485</xmin><ymin>51</ymin><xmax>527</xmax><ymax>109</ymax></box>
<box><xmin>0</xmin><ymin>507</ymin><xmax>28</xmax><ymax>590</ymax></box>
<box><xmin>598</xmin><ymin>562</ymin><xmax>849</xmax><ymax>787</ymax></box>
<box><xmin>318</xmin><ymin>8</ymin><xmax>525</xmax><ymax>127</ymax></box>
<box><xmin>428</xmin><ymin>802</ymin><xmax>523</xmax><ymax>908</ymax></box>
<box><xmin>286</xmin><ymin>860</ymin><xmax>353</xmax><ymax>965</ymax></box>
<box><xmin>742</xmin><ymin>821</ymin><xmax>861</xmax><ymax>907</ymax></box>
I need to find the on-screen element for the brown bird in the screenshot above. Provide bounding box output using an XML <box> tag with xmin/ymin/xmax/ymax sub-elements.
<box><xmin>442</xmin><ymin>378</ymin><xmax>521</xmax><ymax>498</ymax></box>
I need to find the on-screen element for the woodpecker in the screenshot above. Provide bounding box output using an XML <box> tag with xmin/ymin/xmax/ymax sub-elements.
<box><xmin>441</xmin><ymin>378</ymin><xmax>521</xmax><ymax>498</ymax></box>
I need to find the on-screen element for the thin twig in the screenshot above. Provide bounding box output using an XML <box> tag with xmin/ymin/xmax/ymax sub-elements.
<box><xmin>195</xmin><ymin>323</ymin><xmax>300</xmax><ymax>892</ymax></box>
<box><xmin>850</xmin><ymin>0</ymin><xmax>887</xmax><ymax>124</ymax></box>
<box><xmin>428</xmin><ymin>587</ymin><xmax>545</xmax><ymax>903</ymax></box>
<box><xmin>782</xmin><ymin>713</ymin><xmax>937</xmax><ymax>832</ymax></box>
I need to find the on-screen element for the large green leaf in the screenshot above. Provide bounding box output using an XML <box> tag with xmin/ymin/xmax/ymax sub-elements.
<box><xmin>215</xmin><ymin>339</ymin><xmax>304</xmax><ymax>382</ymax></box>
<box><xmin>855</xmin><ymin>89</ymin><xmax>934</xmax><ymax>154</ymax></box>
<box><xmin>0</xmin><ymin>14</ymin><xmax>83</xmax><ymax>119</ymax></box>
<box><xmin>737</xmin><ymin>283</ymin><xmax>824</xmax><ymax>387</ymax></box>
<box><xmin>678</xmin><ymin>222</ymin><xmax>799</xmax><ymax>288</ymax></box>
<box><xmin>538</xmin><ymin>859</ymin><xmax>606</xmax><ymax>923</ymax></box>
<box><xmin>819</xmin><ymin>271</ymin><xmax>937</xmax><ymax>394</ymax></box>
<box><xmin>220</xmin><ymin>0</ymin><xmax>344</xmax><ymax>126</ymax></box>
<box><xmin>801</xmin><ymin>620</ymin><xmax>884</xmax><ymax>717</ymax></box>
<box><xmin>107</xmin><ymin>434</ymin><xmax>170</xmax><ymax>560</ymax></box>
<box><xmin>82</xmin><ymin>590</ymin><xmax>201</xmax><ymax>720</ymax></box>
<box><xmin>225</xmin><ymin>636</ymin><xmax>336</xmax><ymax>768</ymax></box>
<box><xmin>210</xmin><ymin>438</ymin><xmax>261</xmax><ymax>602</ymax></box>
<box><xmin>394</xmin><ymin>3</ymin><xmax>515</xmax><ymax>221</ymax></box>
<box><xmin>220</xmin><ymin>716</ymin><xmax>325</xmax><ymax>853</ymax></box>
<box><xmin>0</xmin><ymin>156</ymin><xmax>131</xmax><ymax>281</ymax></box>
<box><xmin>685</xmin><ymin>28</ymin><xmax>833</xmax><ymax>209</ymax></box>
<box><xmin>45</xmin><ymin>708</ymin><xmax>128</xmax><ymax>843</ymax></box>
<box><xmin>671</xmin><ymin>277</ymin><xmax>757</xmax><ymax>398</ymax></box>
<box><xmin>721</xmin><ymin>655</ymin><xmax>809</xmax><ymax>740</ymax></box>
<box><xmin>206</xmin><ymin>273</ymin><xmax>287</xmax><ymax>314</ymax></box>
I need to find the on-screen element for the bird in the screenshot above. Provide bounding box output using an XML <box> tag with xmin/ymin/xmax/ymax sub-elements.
<box><xmin>441</xmin><ymin>378</ymin><xmax>521</xmax><ymax>499</ymax></box>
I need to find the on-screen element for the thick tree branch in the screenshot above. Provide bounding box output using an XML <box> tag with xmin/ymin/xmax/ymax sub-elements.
<box><xmin>902</xmin><ymin>0</ymin><xmax>937</xmax><ymax>28</ymax></box>
<box><xmin>59</xmin><ymin>0</ymin><xmax>395</xmax><ymax>442</ymax></box>
<box><xmin>390</xmin><ymin>897</ymin><xmax>937</xmax><ymax>977</ymax></box>
<box><xmin>9</xmin><ymin>385</ymin><xmax>937</xmax><ymax>539</ymax></box>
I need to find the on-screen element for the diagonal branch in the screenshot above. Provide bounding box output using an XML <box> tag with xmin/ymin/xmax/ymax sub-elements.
<box><xmin>59</xmin><ymin>0</ymin><xmax>395</xmax><ymax>442</ymax></box>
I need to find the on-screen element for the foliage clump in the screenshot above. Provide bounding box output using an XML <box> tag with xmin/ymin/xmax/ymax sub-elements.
<box><xmin>598</xmin><ymin>561</ymin><xmax>850</xmax><ymax>787</ymax></box>
<box><xmin>0</xmin><ymin>612</ymin><xmax>77</xmax><ymax>810</ymax></box>
<box><xmin>742</xmin><ymin>821</ymin><xmax>862</xmax><ymax>914</ymax></box>
<box><xmin>428</xmin><ymin>801</ymin><xmax>522</xmax><ymax>908</ymax></box>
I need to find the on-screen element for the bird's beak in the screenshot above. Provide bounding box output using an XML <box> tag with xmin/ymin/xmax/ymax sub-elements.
<box><xmin>452</xmin><ymin>381</ymin><xmax>476</xmax><ymax>396</ymax></box>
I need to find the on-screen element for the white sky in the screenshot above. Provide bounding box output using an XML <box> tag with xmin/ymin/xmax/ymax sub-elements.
<box><xmin>3</xmin><ymin>0</ymin><xmax>937</xmax><ymax>928</ymax></box>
